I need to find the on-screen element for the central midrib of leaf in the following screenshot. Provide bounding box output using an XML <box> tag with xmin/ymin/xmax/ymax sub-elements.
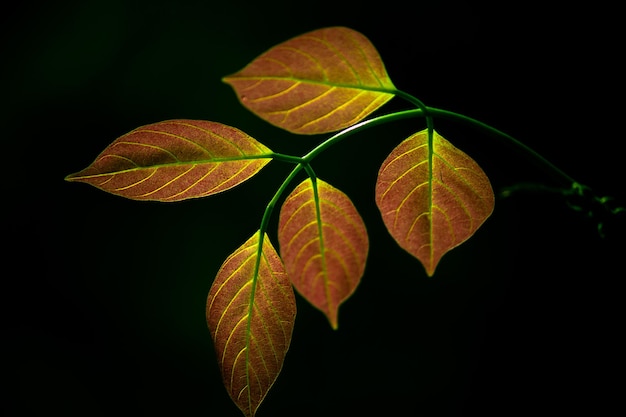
<box><xmin>244</xmin><ymin>236</ymin><xmax>265</xmax><ymax>414</ymax></box>
<box><xmin>311</xmin><ymin>180</ymin><xmax>331</xmax><ymax>314</ymax></box>
<box><xmin>227</xmin><ymin>75</ymin><xmax>396</xmax><ymax>95</ymax></box>
<box><xmin>67</xmin><ymin>154</ymin><xmax>274</xmax><ymax>179</ymax></box>
<box><xmin>427</xmin><ymin>130</ymin><xmax>435</xmax><ymax>267</ymax></box>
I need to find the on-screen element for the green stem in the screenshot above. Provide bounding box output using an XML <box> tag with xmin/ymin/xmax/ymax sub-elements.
<box><xmin>259</xmin><ymin>102</ymin><xmax>586</xmax><ymax>238</ymax></box>
<box><xmin>270</xmin><ymin>152</ymin><xmax>305</xmax><ymax>164</ymax></box>
<box><xmin>391</xmin><ymin>89</ymin><xmax>578</xmax><ymax>187</ymax></box>
<box><xmin>250</xmin><ymin>162</ymin><xmax>306</xmax><ymax>352</ymax></box>
<box><xmin>264</xmin><ymin>105</ymin><xmax>579</xmax><ymax>192</ymax></box>
<box><xmin>258</xmin><ymin>163</ymin><xmax>306</xmax><ymax>236</ymax></box>
<box><xmin>426</xmin><ymin>106</ymin><xmax>578</xmax><ymax>186</ymax></box>
<box><xmin>252</xmin><ymin>92</ymin><xmax>624</xmax><ymax>244</ymax></box>
<box><xmin>392</xmin><ymin>89</ymin><xmax>434</xmax><ymax>136</ymax></box>
<box><xmin>302</xmin><ymin>109</ymin><xmax>420</xmax><ymax>162</ymax></box>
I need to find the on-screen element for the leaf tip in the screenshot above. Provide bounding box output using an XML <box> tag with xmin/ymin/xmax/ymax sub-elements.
<box><xmin>222</xmin><ymin>73</ymin><xmax>235</xmax><ymax>85</ymax></box>
<box><xmin>329</xmin><ymin>317</ymin><xmax>339</xmax><ymax>331</ymax></box>
<box><xmin>64</xmin><ymin>172</ymin><xmax>78</xmax><ymax>182</ymax></box>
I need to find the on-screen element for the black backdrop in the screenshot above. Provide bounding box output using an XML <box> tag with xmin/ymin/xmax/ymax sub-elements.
<box><xmin>4</xmin><ymin>1</ymin><xmax>624</xmax><ymax>416</ymax></box>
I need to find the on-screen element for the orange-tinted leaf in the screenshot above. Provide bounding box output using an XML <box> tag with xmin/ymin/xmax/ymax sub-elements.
<box><xmin>223</xmin><ymin>27</ymin><xmax>396</xmax><ymax>135</ymax></box>
<box><xmin>206</xmin><ymin>232</ymin><xmax>296</xmax><ymax>417</ymax></box>
<box><xmin>65</xmin><ymin>120</ymin><xmax>272</xmax><ymax>201</ymax></box>
<box><xmin>278</xmin><ymin>178</ymin><xmax>368</xmax><ymax>329</ymax></box>
<box><xmin>375</xmin><ymin>129</ymin><xmax>494</xmax><ymax>276</ymax></box>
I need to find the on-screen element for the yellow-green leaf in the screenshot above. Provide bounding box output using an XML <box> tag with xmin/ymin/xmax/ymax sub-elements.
<box><xmin>278</xmin><ymin>178</ymin><xmax>368</xmax><ymax>329</ymax></box>
<box><xmin>65</xmin><ymin>120</ymin><xmax>272</xmax><ymax>201</ymax></box>
<box><xmin>223</xmin><ymin>27</ymin><xmax>396</xmax><ymax>135</ymax></box>
<box><xmin>375</xmin><ymin>129</ymin><xmax>494</xmax><ymax>276</ymax></box>
<box><xmin>206</xmin><ymin>232</ymin><xmax>296</xmax><ymax>417</ymax></box>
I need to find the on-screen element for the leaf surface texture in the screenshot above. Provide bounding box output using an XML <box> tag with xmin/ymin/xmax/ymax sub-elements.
<box><xmin>375</xmin><ymin>129</ymin><xmax>494</xmax><ymax>276</ymax></box>
<box><xmin>278</xmin><ymin>178</ymin><xmax>368</xmax><ymax>328</ymax></box>
<box><xmin>65</xmin><ymin>120</ymin><xmax>272</xmax><ymax>201</ymax></box>
<box><xmin>223</xmin><ymin>26</ymin><xmax>396</xmax><ymax>134</ymax></box>
<box><xmin>206</xmin><ymin>232</ymin><xmax>296</xmax><ymax>417</ymax></box>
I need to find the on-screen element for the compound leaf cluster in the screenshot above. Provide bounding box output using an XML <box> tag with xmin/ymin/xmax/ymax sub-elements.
<box><xmin>66</xmin><ymin>27</ymin><xmax>495</xmax><ymax>416</ymax></box>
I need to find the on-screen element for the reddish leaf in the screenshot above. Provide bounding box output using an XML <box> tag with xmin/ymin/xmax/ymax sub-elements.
<box><xmin>206</xmin><ymin>232</ymin><xmax>296</xmax><ymax>417</ymax></box>
<box><xmin>375</xmin><ymin>129</ymin><xmax>494</xmax><ymax>276</ymax></box>
<box><xmin>65</xmin><ymin>120</ymin><xmax>272</xmax><ymax>201</ymax></box>
<box><xmin>278</xmin><ymin>178</ymin><xmax>368</xmax><ymax>329</ymax></box>
<box><xmin>223</xmin><ymin>27</ymin><xmax>396</xmax><ymax>135</ymax></box>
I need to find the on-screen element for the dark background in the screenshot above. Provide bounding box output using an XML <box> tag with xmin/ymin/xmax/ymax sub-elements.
<box><xmin>3</xmin><ymin>1</ymin><xmax>624</xmax><ymax>416</ymax></box>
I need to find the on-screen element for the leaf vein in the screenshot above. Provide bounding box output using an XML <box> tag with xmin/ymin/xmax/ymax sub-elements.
<box><xmin>135</xmin><ymin>165</ymin><xmax>197</xmax><ymax>198</ymax></box>
<box><xmin>111</xmin><ymin>169</ymin><xmax>158</xmax><ymax>192</ymax></box>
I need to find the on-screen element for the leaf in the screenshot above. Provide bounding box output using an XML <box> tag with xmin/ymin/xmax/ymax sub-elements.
<box><xmin>223</xmin><ymin>26</ymin><xmax>396</xmax><ymax>135</ymax></box>
<box><xmin>278</xmin><ymin>178</ymin><xmax>368</xmax><ymax>329</ymax></box>
<box><xmin>375</xmin><ymin>129</ymin><xmax>494</xmax><ymax>276</ymax></box>
<box><xmin>206</xmin><ymin>232</ymin><xmax>296</xmax><ymax>417</ymax></box>
<box><xmin>65</xmin><ymin>120</ymin><xmax>272</xmax><ymax>201</ymax></box>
